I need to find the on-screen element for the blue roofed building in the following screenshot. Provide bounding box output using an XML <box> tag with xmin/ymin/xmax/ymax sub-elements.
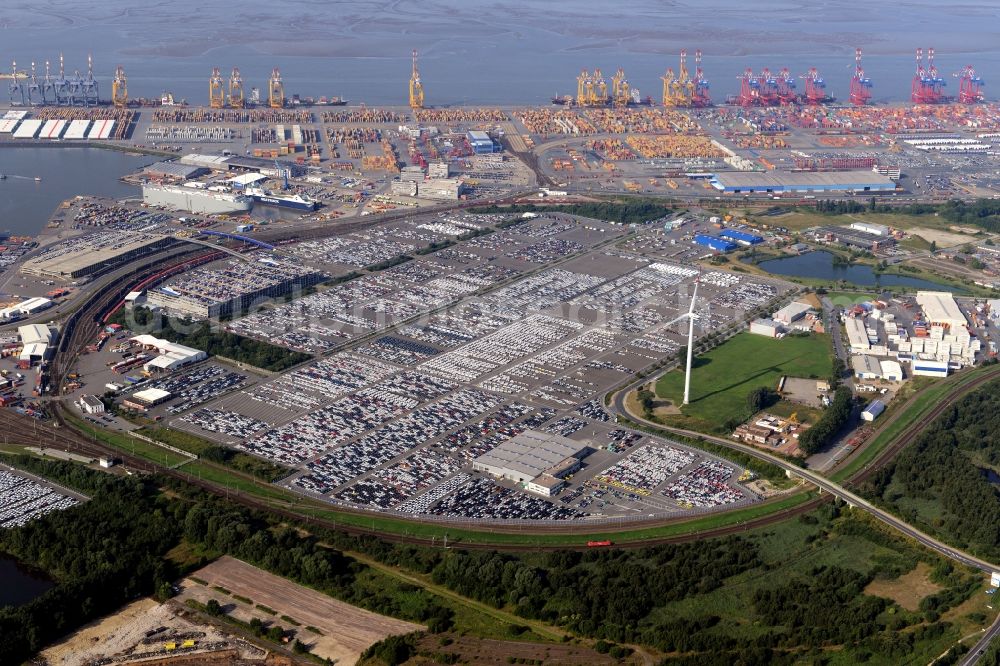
<box><xmin>693</xmin><ymin>235</ymin><xmax>737</xmax><ymax>253</ymax></box>
<box><xmin>467</xmin><ymin>130</ymin><xmax>495</xmax><ymax>154</ymax></box>
<box><xmin>719</xmin><ymin>229</ymin><xmax>764</xmax><ymax>245</ymax></box>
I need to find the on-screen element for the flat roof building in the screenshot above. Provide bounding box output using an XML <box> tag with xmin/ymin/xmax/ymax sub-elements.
<box><xmin>718</xmin><ymin>229</ymin><xmax>764</xmax><ymax>245</ymax></box>
<box><xmin>143</xmin><ymin>161</ymin><xmax>208</xmax><ymax>180</ymax></box>
<box><xmin>711</xmin><ymin>170</ymin><xmax>896</xmax><ymax>193</ymax></box>
<box><xmin>916</xmin><ymin>291</ymin><xmax>967</xmax><ymax>330</ymax></box>
<box><xmin>773</xmin><ymin>301</ymin><xmax>811</xmax><ymax>325</ymax></box>
<box><xmin>845</xmin><ymin>317</ymin><xmax>870</xmax><ymax>351</ymax></box>
<box><xmin>852</xmin><ymin>355</ymin><xmax>882</xmax><ymax>380</ymax></box>
<box><xmin>850</xmin><ymin>221</ymin><xmax>890</xmax><ymax>237</ymax></box>
<box><xmin>472</xmin><ymin>430</ymin><xmax>590</xmax><ymax>485</ymax></box>
<box><xmin>693</xmin><ymin>235</ymin><xmax>737</xmax><ymax>253</ymax></box>
<box><xmin>131</xmin><ymin>334</ymin><xmax>207</xmax><ymax>371</ymax></box>
<box><xmin>750</xmin><ymin>318</ymin><xmax>781</xmax><ymax>338</ymax></box>
<box><xmin>124</xmin><ymin>387</ymin><xmax>172</xmax><ymax>410</ymax></box>
<box><xmin>18</xmin><ymin>324</ymin><xmax>54</xmax><ymax>346</ymax></box>
<box><xmin>21</xmin><ymin>231</ymin><xmax>176</xmax><ymax>280</ymax></box>
<box><xmin>145</xmin><ymin>253</ymin><xmax>325</xmax><ymax>319</ymax></box>
<box><xmin>880</xmin><ymin>359</ymin><xmax>903</xmax><ymax>382</ymax></box>
<box><xmin>79</xmin><ymin>395</ymin><xmax>105</xmax><ymax>414</ymax></box>
<box><xmin>467</xmin><ymin>130</ymin><xmax>494</xmax><ymax>154</ymax></box>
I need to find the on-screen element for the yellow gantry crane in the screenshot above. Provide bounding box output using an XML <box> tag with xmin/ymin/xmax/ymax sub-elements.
<box><xmin>611</xmin><ymin>67</ymin><xmax>631</xmax><ymax>106</ymax></box>
<box><xmin>592</xmin><ymin>68</ymin><xmax>608</xmax><ymax>105</ymax></box>
<box><xmin>409</xmin><ymin>49</ymin><xmax>425</xmax><ymax>109</ymax></box>
<box><xmin>209</xmin><ymin>67</ymin><xmax>225</xmax><ymax>108</ymax></box>
<box><xmin>268</xmin><ymin>67</ymin><xmax>284</xmax><ymax>108</ymax></box>
<box><xmin>576</xmin><ymin>69</ymin><xmax>590</xmax><ymax>106</ymax></box>
<box><xmin>111</xmin><ymin>64</ymin><xmax>127</xmax><ymax>107</ymax></box>
<box><xmin>228</xmin><ymin>67</ymin><xmax>244</xmax><ymax>108</ymax></box>
<box><xmin>661</xmin><ymin>67</ymin><xmax>676</xmax><ymax>106</ymax></box>
<box><xmin>671</xmin><ymin>49</ymin><xmax>693</xmax><ymax>106</ymax></box>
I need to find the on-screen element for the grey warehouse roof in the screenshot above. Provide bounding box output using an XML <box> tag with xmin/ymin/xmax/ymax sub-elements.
<box><xmin>712</xmin><ymin>170</ymin><xmax>896</xmax><ymax>191</ymax></box>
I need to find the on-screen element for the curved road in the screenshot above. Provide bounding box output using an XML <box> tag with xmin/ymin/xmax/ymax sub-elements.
<box><xmin>610</xmin><ymin>374</ymin><xmax>1000</xmax><ymax>574</ymax></box>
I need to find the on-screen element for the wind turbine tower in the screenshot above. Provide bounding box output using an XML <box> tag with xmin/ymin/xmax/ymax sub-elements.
<box><xmin>683</xmin><ymin>279</ymin><xmax>699</xmax><ymax>405</ymax></box>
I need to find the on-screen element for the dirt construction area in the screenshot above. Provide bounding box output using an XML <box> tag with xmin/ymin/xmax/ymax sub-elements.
<box><xmin>179</xmin><ymin>556</ymin><xmax>423</xmax><ymax>665</ymax></box>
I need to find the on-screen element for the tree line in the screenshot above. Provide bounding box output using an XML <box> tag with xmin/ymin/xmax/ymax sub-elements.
<box><xmin>861</xmin><ymin>378</ymin><xmax>1000</xmax><ymax>558</ymax></box>
<box><xmin>797</xmin><ymin>386</ymin><xmax>853</xmax><ymax>455</ymax></box>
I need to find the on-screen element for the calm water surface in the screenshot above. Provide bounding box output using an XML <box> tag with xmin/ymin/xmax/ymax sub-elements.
<box><xmin>756</xmin><ymin>251</ymin><xmax>961</xmax><ymax>291</ymax></box>
<box><xmin>0</xmin><ymin>147</ymin><xmax>148</xmax><ymax>236</ymax></box>
<box><xmin>0</xmin><ymin>554</ymin><xmax>53</xmax><ymax>607</ymax></box>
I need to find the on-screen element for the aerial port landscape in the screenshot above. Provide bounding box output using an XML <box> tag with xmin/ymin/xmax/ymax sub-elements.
<box><xmin>6</xmin><ymin>2</ymin><xmax>1000</xmax><ymax>665</ymax></box>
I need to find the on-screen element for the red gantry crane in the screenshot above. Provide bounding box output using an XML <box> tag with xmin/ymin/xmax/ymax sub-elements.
<box><xmin>849</xmin><ymin>47</ymin><xmax>872</xmax><ymax>106</ymax></box>
<box><xmin>800</xmin><ymin>67</ymin><xmax>831</xmax><ymax>104</ymax></box>
<box><xmin>912</xmin><ymin>47</ymin><xmax>948</xmax><ymax>103</ymax></box>
<box><xmin>955</xmin><ymin>64</ymin><xmax>985</xmax><ymax>103</ymax></box>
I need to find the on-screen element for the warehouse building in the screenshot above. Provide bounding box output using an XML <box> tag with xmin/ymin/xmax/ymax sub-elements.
<box><xmin>773</xmin><ymin>301</ymin><xmax>812</xmax><ymax>325</ymax></box>
<box><xmin>226</xmin><ymin>172</ymin><xmax>268</xmax><ymax>189</ymax></box>
<box><xmin>143</xmin><ymin>161</ymin><xmax>208</xmax><ymax>181</ymax></box>
<box><xmin>852</xmin><ymin>355</ymin><xmax>882</xmax><ymax>380</ymax></box>
<box><xmin>693</xmin><ymin>235</ymin><xmax>737</xmax><ymax>253</ymax></box>
<box><xmin>845</xmin><ymin>317</ymin><xmax>870</xmax><ymax>351</ymax></box>
<box><xmin>130</xmin><ymin>334</ymin><xmax>207</xmax><ymax>372</ymax></box>
<box><xmin>718</xmin><ymin>229</ymin><xmax>764</xmax><ymax>246</ymax></box>
<box><xmin>861</xmin><ymin>400</ymin><xmax>886</xmax><ymax>422</ymax></box>
<box><xmin>850</xmin><ymin>221</ymin><xmax>890</xmax><ymax>237</ymax></box>
<box><xmin>467</xmin><ymin>130</ymin><xmax>495</xmax><ymax>154</ymax></box>
<box><xmin>880</xmin><ymin>360</ymin><xmax>903</xmax><ymax>382</ymax></box>
<box><xmin>710</xmin><ymin>170</ymin><xmax>896</xmax><ymax>193</ymax></box>
<box><xmin>915</xmin><ymin>291</ymin><xmax>967</xmax><ymax>330</ymax></box>
<box><xmin>0</xmin><ymin>297</ymin><xmax>53</xmax><ymax>320</ymax></box>
<box><xmin>418</xmin><ymin>178</ymin><xmax>465</xmax><ymax>201</ymax></box>
<box><xmin>473</xmin><ymin>430</ymin><xmax>591</xmax><ymax>494</ymax></box>
<box><xmin>910</xmin><ymin>359</ymin><xmax>949</xmax><ymax>378</ymax></box>
<box><xmin>749</xmin><ymin>318</ymin><xmax>781</xmax><ymax>338</ymax></box>
<box><xmin>123</xmin><ymin>387</ymin><xmax>172</xmax><ymax>411</ymax></box>
<box><xmin>78</xmin><ymin>395</ymin><xmax>105</xmax><ymax>415</ymax></box>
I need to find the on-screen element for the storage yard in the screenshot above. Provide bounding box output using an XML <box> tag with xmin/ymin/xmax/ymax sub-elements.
<box><xmin>109</xmin><ymin>211</ymin><xmax>794</xmax><ymax>523</ymax></box>
<box><xmin>0</xmin><ymin>464</ymin><xmax>84</xmax><ymax>528</ymax></box>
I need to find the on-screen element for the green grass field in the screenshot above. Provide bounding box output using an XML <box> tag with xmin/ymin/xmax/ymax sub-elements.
<box><xmin>654</xmin><ymin>332</ymin><xmax>833</xmax><ymax>433</ymax></box>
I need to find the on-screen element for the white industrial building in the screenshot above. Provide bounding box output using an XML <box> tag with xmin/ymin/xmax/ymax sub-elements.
<box><xmin>852</xmin><ymin>355</ymin><xmax>882</xmax><ymax>380</ymax></box>
<box><xmin>0</xmin><ymin>297</ymin><xmax>53</xmax><ymax>320</ymax></box>
<box><xmin>910</xmin><ymin>358</ymin><xmax>949</xmax><ymax>378</ymax></box>
<box><xmin>879</xmin><ymin>360</ymin><xmax>903</xmax><ymax>382</ymax></box>
<box><xmin>123</xmin><ymin>387</ymin><xmax>172</xmax><ymax>411</ymax></box>
<box><xmin>18</xmin><ymin>323</ymin><xmax>55</xmax><ymax>363</ymax></box>
<box><xmin>78</xmin><ymin>395</ymin><xmax>105</xmax><ymax>415</ymax></box>
<box><xmin>862</xmin><ymin>400</ymin><xmax>886</xmax><ymax>422</ymax></box>
<box><xmin>130</xmin><ymin>334</ymin><xmax>207</xmax><ymax>372</ymax></box>
<box><xmin>916</xmin><ymin>291</ymin><xmax>967</xmax><ymax>330</ymax></box>
<box><xmin>773</xmin><ymin>301</ymin><xmax>812</xmax><ymax>325</ymax></box>
<box><xmin>750</xmin><ymin>318</ymin><xmax>781</xmax><ymax>338</ymax></box>
<box><xmin>850</xmin><ymin>222</ymin><xmax>890</xmax><ymax>237</ymax></box>
<box><xmin>472</xmin><ymin>430</ymin><xmax>590</xmax><ymax>495</ymax></box>
<box><xmin>845</xmin><ymin>317</ymin><xmax>870</xmax><ymax>351</ymax></box>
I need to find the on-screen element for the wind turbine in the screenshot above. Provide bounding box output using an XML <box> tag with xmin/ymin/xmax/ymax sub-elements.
<box><xmin>663</xmin><ymin>278</ymin><xmax>700</xmax><ymax>405</ymax></box>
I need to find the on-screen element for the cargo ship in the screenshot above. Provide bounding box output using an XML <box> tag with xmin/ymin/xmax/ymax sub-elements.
<box><xmin>244</xmin><ymin>187</ymin><xmax>317</xmax><ymax>212</ymax></box>
<box><xmin>0</xmin><ymin>71</ymin><xmax>27</xmax><ymax>80</ymax></box>
<box><xmin>142</xmin><ymin>183</ymin><xmax>252</xmax><ymax>215</ymax></box>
